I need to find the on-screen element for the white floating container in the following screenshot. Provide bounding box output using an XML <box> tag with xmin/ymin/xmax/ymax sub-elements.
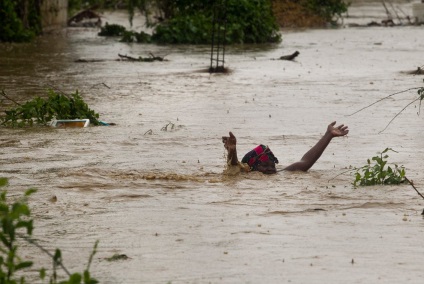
<box><xmin>50</xmin><ymin>119</ymin><xmax>90</xmax><ymax>128</ymax></box>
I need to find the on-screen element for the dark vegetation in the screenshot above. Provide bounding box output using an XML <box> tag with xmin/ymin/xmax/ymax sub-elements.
<box><xmin>0</xmin><ymin>0</ymin><xmax>42</xmax><ymax>42</ymax></box>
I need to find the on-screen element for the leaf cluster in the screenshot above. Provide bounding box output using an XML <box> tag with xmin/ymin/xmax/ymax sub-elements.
<box><xmin>354</xmin><ymin>148</ymin><xmax>406</xmax><ymax>187</ymax></box>
<box><xmin>0</xmin><ymin>178</ymin><xmax>99</xmax><ymax>284</ymax></box>
<box><xmin>98</xmin><ymin>23</ymin><xmax>127</xmax><ymax>37</ymax></box>
<box><xmin>98</xmin><ymin>23</ymin><xmax>152</xmax><ymax>43</ymax></box>
<box><xmin>1</xmin><ymin>90</ymin><xmax>100</xmax><ymax>127</ymax></box>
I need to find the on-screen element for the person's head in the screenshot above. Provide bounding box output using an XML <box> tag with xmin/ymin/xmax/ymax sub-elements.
<box><xmin>255</xmin><ymin>159</ymin><xmax>277</xmax><ymax>174</ymax></box>
<box><xmin>241</xmin><ymin>145</ymin><xmax>279</xmax><ymax>175</ymax></box>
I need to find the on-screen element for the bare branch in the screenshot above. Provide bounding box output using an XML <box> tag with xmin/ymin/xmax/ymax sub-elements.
<box><xmin>347</xmin><ymin>87</ymin><xmax>422</xmax><ymax>116</ymax></box>
<box><xmin>1</xmin><ymin>90</ymin><xmax>21</xmax><ymax>105</ymax></box>
<box><xmin>404</xmin><ymin>176</ymin><xmax>424</xmax><ymax>200</ymax></box>
<box><xmin>379</xmin><ymin>97</ymin><xmax>420</xmax><ymax>133</ymax></box>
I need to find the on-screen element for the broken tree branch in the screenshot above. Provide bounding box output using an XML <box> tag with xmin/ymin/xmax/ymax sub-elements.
<box><xmin>404</xmin><ymin>176</ymin><xmax>424</xmax><ymax>200</ymax></box>
<box><xmin>1</xmin><ymin>90</ymin><xmax>21</xmax><ymax>106</ymax></box>
<box><xmin>379</xmin><ymin>97</ymin><xmax>420</xmax><ymax>133</ymax></box>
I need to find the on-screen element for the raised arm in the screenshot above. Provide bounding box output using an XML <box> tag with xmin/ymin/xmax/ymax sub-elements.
<box><xmin>222</xmin><ymin>132</ymin><xmax>239</xmax><ymax>165</ymax></box>
<box><xmin>284</xmin><ymin>121</ymin><xmax>349</xmax><ymax>172</ymax></box>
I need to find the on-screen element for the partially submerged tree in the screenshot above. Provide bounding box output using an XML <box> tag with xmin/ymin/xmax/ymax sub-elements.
<box><xmin>1</xmin><ymin>89</ymin><xmax>101</xmax><ymax>127</ymax></box>
<box><xmin>129</xmin><ymin>0</ymin><xmax>282</xmax><ymax>44</ymax></box>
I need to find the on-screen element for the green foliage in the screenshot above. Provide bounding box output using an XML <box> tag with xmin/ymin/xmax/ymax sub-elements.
<box><xmin>132</xmin><ymin>0</ymin><xmax>281</xmax><ymax>44</ymax></box>
<box><xmin>1</xmin><ymin>90</ymin><xmax>100</xmax><ymax>127</ymax></box>
<box><xmin>0</xmin><ymin>178</ymin><xmax>99</xmax><ymax>284</ymax></box>
<box><xmin>68</xmin><ymin>0</ymin><xmax>83</xmax><ymax>15</ymax></box>
<box><xmin>0</xmin><ymin>182</ymin><xmax>35</xmax><ymax>284</ymax></box>
<box><xmin>98</xmin><ymin>23</ymin><xmax>152</xmax><ymax>42</ymax></box>
<box><xmin>0</xmin><ymin>0</ymin><xmax>42</xmax><ymax>42</ymax></box>
<box><xmin>98</xmin><ymin>23</ymin><xmax>127</xmax><ymax>37</ymax></box>
<box><xmin>152</xmin><ymin>14</ymin><xmax>211</xmax><ymax>44</ymax></box>
<box><xmin>303</xmin><ymin>0</ymin><xmax>349</xmax><ymax>24</ymax></box>
<box><xmin>354</xmin><ymin>148</ymin><xmax>406</xmax><ymax>187</ymax></box>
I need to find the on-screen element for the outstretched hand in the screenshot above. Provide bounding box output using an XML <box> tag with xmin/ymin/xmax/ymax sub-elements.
<box><xmin>327</xmin><ymin>121</ymin><xmax>349</xmax><ymax>137</ymax></box>
<box><xmin>222</xmin><ymin>132</ymin><xmax>237</xmax><ymax>151</ymax></box>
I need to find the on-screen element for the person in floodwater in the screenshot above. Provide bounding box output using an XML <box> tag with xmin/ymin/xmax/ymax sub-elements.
<box><xmin>222</xmin><ymin>121</ymin><xmax>349</xmax><ymax>174</ymax></box>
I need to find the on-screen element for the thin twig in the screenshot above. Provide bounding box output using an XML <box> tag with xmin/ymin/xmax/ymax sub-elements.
<box><xmin>404</xmin><ymin>176</ymin><xmax>424</xmax><ymax>200</ymax></box>
<box><xmin>381</xmin><ymin>0</ymin><xmax>392</xmax><ymax>20</ymax></box>
<box><xmin>17</xmin><ymin>233</ymin><xmax>71</xmax><ymax>276</ymax></box>
<box><xmin>86</xmin><ymin>240</ymin><xmax>99</xmax><ymax>271</ymax></box>
<box><xmin>45</xmin><ymin>84</ymin><xmax>71</xmax><ymax>98</ymax></box>
<box><xmin>1</xmin><ymin>90</ymin><xmax>21</xmax><ymax>105</ymax></box>
<box><xmin>389</xmin><ymin>2</ymin><xmax>402</xmax><ymax>24</ymax></box>
<box><xmin>328</xmin><ymin>168</ymin><xmax>355</xmax><ymax>182</ymax></box>
<box><xmin>90</xmin><ymin>82</ymin><xmax>111</xmax><ymax>89</ymax></box>
<box><xmin>379</xmin><ymin>97</ymin><xmax>420</xmax><ymax>133</ymax></box>
<box><xmin>347</xmin><ymin>87</ymin><xmax>421</xmax><ymax>116</ymax></box>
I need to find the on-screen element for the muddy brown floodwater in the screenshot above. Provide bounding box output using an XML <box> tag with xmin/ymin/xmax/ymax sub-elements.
<box><xmin>1</xmin><ymin>2</ymin><xmax>424</xmax><ymax>283</ymax></box>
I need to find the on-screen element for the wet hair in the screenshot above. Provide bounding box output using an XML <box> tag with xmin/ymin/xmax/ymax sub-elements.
<box><xmin>241</xmin><ymin>145</ymin><xmax>279</xmax><ymax>171</ymax></box>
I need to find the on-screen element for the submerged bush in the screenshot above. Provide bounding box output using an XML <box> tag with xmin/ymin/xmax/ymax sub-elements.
<box><xmin>354</xmin><ymin>148</ymin><xmax>406</xmax><ymax>187</ymax></box>
<box><xmin>132</xmin><ymin>0</ymin><xmax>281</xmax><ymax>44</ymax></box>
<box><xmin>1</xmin><ymin>89</ymin><xmax>100</xmax><ymax>127</ymax></box>
<box><xmin>98</xmin><ymin>22</ymin><xmax>127</xmax><ymax>37</ymax></box>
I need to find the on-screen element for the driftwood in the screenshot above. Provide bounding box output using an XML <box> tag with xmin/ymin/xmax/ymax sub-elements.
<box><xmin>75</xmin><ymin>53</ymin><xmax>167</xmax><ymax>63</ymax></box>
<box><xmin>118</xmin><ymin>53</ymin><xmax>167</xmax><ymax>62</ymax></box>
<box><xmin>279</xmin><ymin>51</ymin><xmax>300</xmax><ymax>61</ymax></box>
<box><xmin>75</xmin><ymin>59</ymin><xmax>107</xmax><ymax>63</ymax></box>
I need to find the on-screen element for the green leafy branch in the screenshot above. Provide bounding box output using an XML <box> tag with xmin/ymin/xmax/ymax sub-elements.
<box><xmin>353</xmin><ymin>148</ymin><xmax>406</xmax><ymax>186</ymax></box>
<box><xmin>1</xmin><ymin>89</ymin><xmax>100</xmax><ymax>127</ymax></box>
<box><xmin>0</xmin><ymin>178</ymin><xmax>99</xmax><ymax>283</ymax></box>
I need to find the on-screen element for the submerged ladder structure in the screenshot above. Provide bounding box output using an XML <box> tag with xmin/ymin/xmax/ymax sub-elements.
<box><xmin>209</xmin><ymin>0</ymin><xmax>228</xmax><ymax>73</ymax></box>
